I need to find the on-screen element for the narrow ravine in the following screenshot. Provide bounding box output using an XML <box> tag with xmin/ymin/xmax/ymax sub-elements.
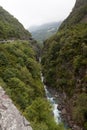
<box><xmin>41</xmin><ymin>74</ymin><xmax>70</xmax><ymax>130</ymax></box>
<box><xmin>41</xmin><ymin>74</ymin><xmax>61</xmax><ymax>124</ymax></box>
<box><xmin>40</xmin><ymin>57</ymin><xmax>69</xmax><ymax>129</ymax></box>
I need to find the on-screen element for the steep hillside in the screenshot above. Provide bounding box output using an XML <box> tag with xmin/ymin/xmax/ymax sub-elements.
<box><xmin>60</xmin><ymin>0</ymin><xmax>87</xmax><ymax>29</ymax></box>
<box><xmin>0</xmin><ymin>7</ymin><xmax>64</xmax><ymax>130</ymax></box>
<box><xmin>0</xmin><ymin>41</ymin><xmax>64</xmax><ymax>130</ymax></box>
<box><xmin>0</xmin><ymin>6</ymin><xmax>31</xmax><ymax>40</ymax></box>
<box><xmin>42</xmin><ymin>0</ymin><xmax>87</xmax><ymax>129</ymax></box>
<box><xmin>29</xmin><ymin>22</ymin><xmax>61</xmax><ymax>44</ymax></box>
<box><xmin>0</xmin><ymin>40</ymin><xmax>44</xmax><ymax>118</ymax></box>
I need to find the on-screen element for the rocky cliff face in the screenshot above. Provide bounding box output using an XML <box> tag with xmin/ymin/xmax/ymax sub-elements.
<box><xmin>0</xmin><ymin>86</ymin><xmax>32</xmax><ymax>130</ymax></box>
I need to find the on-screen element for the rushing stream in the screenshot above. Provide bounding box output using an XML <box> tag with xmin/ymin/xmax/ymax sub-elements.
<box><xmin>41</xmin><ymin>74</ymin><xmax>61</xmax><ymax>124</ymax></box>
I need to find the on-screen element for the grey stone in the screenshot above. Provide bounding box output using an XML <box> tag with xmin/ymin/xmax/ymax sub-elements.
<box><xmin>0</xmin><ymin>113</ymin><xmax>2</xmax><ymax>119</ymax></box>
<box><xmin>0</xmin><ymin>125</ymin><xmax>2</xmax><ymax>130</ymax></box>
<box><xmin>61</xmin><ymin>108</ymin><xmax>66</xmax><ymax>115</ymax></box>
<box><xmin>0</xmin><ymin>86</ymin><xmax>32</xmax><ymax>130</ymax></box>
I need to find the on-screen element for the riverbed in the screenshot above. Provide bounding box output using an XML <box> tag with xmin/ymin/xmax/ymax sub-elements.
<box><xmin>41</xmin><ymin>74</ymin><xmax>61</xmax><ymax>124</ymax></box>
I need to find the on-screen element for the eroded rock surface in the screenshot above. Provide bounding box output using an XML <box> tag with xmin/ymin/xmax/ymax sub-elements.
<box><xmin>0</xmin><ymin>86</ymin><xmax>32</xmax><ymax>130</ymax></box>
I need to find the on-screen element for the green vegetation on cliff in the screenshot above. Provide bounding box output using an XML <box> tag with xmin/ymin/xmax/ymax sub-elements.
<box><xmin>0</xmin><ymin>41</ymin><xmax>44</xmax><ymax>109</ymax></box>
<box><xmin>0</xmin><ymin>6</ymin><xmax>64</xmax><ymax>130</ymax></box>
<box><xmin>0</xmin><ymin>40</ymin><xmax>64</xmax><ymax>130</ymax></box>
<box><xmin>0</xmin><ymin>6</ymin><xmax>31</xmax><ymax>40</ymax></box>
<box><xmin>42</xmin><ymin>0</ymin><xmax>87</xmax><ymax>129</ymax></box>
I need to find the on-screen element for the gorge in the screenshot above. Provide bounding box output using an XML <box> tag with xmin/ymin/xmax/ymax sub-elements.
<box><xmin>0</xmin><ymin>0</ymin><xmax>87</xmax><ymax>130</ymax></box>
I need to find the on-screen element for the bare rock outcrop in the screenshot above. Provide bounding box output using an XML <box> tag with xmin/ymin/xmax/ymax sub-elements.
<box><xmin>0</xmin><ymin>86</ymin><xmax>32</xmax><ymax>130</ymax></box>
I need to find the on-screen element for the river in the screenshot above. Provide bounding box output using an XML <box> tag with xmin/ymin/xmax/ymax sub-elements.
<box><xmin>41</xmin><ymin>74</ymin><xmax>61</xmax><ymax>124</ymax></box>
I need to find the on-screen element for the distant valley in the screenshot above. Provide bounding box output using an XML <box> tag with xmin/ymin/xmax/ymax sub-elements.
<box><xmin>29</xmin><ymin>22</ymin><xmax>62</xmax><ymax>44</ymax></box>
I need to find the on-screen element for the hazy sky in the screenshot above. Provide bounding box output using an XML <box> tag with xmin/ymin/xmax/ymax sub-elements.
<box><xmin>0</xmin><ymin>0</ymin><xmax>76</xmax><ymax>28</ymax></box>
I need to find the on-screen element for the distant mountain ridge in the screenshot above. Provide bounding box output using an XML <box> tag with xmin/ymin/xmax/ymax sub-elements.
<box><xmin>29</xmin><ymin>22</ymin><xmax>61</xmax><ymax>32</ymax></box>
<box><xmin>0</xmin><ymin>6</ymin><xmax>31</xmax><ymax>40</ymax></box>
<box><xmin>29</xmin><ymin>22</ymin><xmax>62</xmax><ymax>44</ymax></box>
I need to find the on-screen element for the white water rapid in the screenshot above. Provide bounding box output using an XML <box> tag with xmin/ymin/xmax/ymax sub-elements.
<box><xmin>41</xmin><ymin>74</ymin><xmax>61</xmax><ymax>124</ymax></box>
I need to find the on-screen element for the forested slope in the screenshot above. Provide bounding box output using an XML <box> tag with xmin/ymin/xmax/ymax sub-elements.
<box><xmin>42</xmin><ymin>0</ymin><xmax>87</xmax><ymax>129</ymax></box>
<box><xmin>0</xmin><ymin>41</ymin><xmax>65</xmax><ymax>130</ymax></box>
<box><xmin>0</xmin><ymin>6</ymin><xmax>31</xmax><ymax>40</ymax></box>
<box><xmin>0</xmin><ymin>7</ymin><xmax>64</xmax><ymax>130</ymax></box>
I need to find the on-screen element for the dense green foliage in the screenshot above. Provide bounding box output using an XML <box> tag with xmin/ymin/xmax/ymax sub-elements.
<box><xmin>0</xmin><ymin>6</ymin><xmax>31</xmax><ymax>40</ymax></box>
<box><xmin>42</xmin><ymin>0</ymin><xmax>87</xmax><ymax>128</ymax></box>
<box><xmin>73</xmin><ymin>93</ymin><xmax>87</xmax><ymax>129</ymax></box>
<box><xmin>42</xmin><ymin>24</ymin><xmax>87</xmax><ymax>93</ymax></box>
<box><xmin>0</xmin><ymin>41</ymin><xmax>64</xmax><ymax>130</ymax></box>
<box><xmin>24</xmin><ymin>98</ymin><xmax>64</xmax><ymax>130</ymax></box>
<box><xmin>0</xmin><ymin>41</ymin><xmax>44</xmax><ymax>108</ymax></box>
<box><xmin>60</xmin><ymin>0</ymin><xmax>87</xmax><ymax>30</ymax></box>
<box><xmin>0</xmin><ymin>6</ymin><xmax>64</xmax><ymax>130</ymax></box>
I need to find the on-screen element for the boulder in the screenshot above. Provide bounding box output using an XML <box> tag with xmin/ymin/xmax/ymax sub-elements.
<box><xmin>61</xmin><ymin>108</ymin><xmax>67</xmax><ymax>115</ymax></box>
